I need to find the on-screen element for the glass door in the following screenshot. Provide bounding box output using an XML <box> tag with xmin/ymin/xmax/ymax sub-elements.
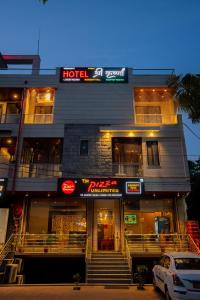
<box><xmin>97</xmin><ymin>209</ymin><xmax>114</xmax><ymax>251</ymax></box>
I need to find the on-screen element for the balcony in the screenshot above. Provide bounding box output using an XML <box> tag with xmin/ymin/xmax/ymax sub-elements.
<box><xmin>18</xmin><ymin>163</ymin><xmax>62</xmax><ymax>178</ymax></box>
<box><xmin>0</xmin><ymin>114</ymin><xmax>20</xmax><ymax>124</ymax></box>
<box><xmin>14</xmin><ymin>233</ymin><xmax>87</xmax><ymax>255</ymax></box>
<box><xmin>135</xmin><ymin>114</ymin><xmax>177</xmax><ymax>125</ymax></box>
<box><xmin>24</xmin><ymin>114</ymin><xmax>53</xmax><ymax>124</ymax></box>
<box><xmin>113</xmin><ymin>163</ymin><xmax>143</xmax><ymax>177</ymax></box>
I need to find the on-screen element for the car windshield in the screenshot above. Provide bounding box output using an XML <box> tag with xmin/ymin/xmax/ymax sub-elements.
<box><xmin>175</xmin><ymin>258</ymin><xmax>200</xmax><ymax>270</ymax></box>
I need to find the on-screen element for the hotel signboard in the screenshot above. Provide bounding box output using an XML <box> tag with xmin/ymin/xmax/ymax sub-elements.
<box><xmin>58</xmin><ymin>178</ymin><xmax>143</xmax><ymax>198</ymax></box>
<box><xmin>60</xmin><ymin>67</ymin><xmax>128</xmax><ymax>83</ymax></box>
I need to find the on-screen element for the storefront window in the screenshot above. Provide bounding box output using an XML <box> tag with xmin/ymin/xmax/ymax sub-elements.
<box><xmin>124</xmin><ymin>199</ymin><xmax>173</xmax><ymax>235</ymax></box>
<box><xmin>28</xmin><ymin>199</ymin><xmax>86</xmax><ymax>234</ymax></box>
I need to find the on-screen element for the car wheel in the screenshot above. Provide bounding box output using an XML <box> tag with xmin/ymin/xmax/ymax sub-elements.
<box><xmin>165</xmin><ymin>287</ymin><xmax>171</xmax><ymax>300</ymax></box>
<box><xmin>153</xmin><ymin>276</ymin><xmax>159</xmax><ymax>291</ymax></box>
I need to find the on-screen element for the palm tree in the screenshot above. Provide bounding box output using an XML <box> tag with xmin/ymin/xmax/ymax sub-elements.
<box><xmin>169</xmin><ymin>73</ymin><xmax>200</xmax><ymax>123</ymax></box>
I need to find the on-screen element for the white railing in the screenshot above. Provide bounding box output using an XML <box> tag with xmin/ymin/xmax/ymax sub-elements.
<box><xmin>18</xmin><ymin>163</ymin><xmax>62</xmax><ymax>178</ymax></box>
<box><xmin>14</xmin><ymin>233</ymin><xmax>87</xmax><ymax>254</ymax></box>
<box><xmin>113</xmin><ymin>163</ymin><xmax>143</xmax><ymax>177</ymax></box>
<box><xmin>135</xmin><ymin>114</ymin><xmax>177</xmax><ymax>125</ymax></box>
<box><xmin>126</xmin><ymin>234</ymin><xmax>191</xmax><ymax>254</ymax></box>
<box><xmin>24</xmin><ymin>114</ymin><xmax>53</xmax><ymax>124</ymax></box>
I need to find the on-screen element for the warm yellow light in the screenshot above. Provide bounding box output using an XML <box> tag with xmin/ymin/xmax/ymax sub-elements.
<box><xmin>140</xmin><ymin>89</ymin><xmax>144</xmax><ymax>92</ymax></box>
<box><xmin>164</xmin><ymin>89</ymin><xmax>167</xmax><ymax>92</ymax></box>
<box><xmin>104</xmin><ymin>131</ymin><xmax>111</xmax><ymax>137</ymax></box>
<box><xmin>128</xmin><ymin>132</ymin><xmax>135</xmax><ymax>137</ymax></box>
<box><xmin>149</xmin><ymin>131</ymin><xmax>154</xmax><ymax>137</ymax></box>
<box><xmin>6</xmin><ymin>138</ymin><xmax>12</xmax><ymax>144</ymax></box>
<box><xmin>13</xmin><ymin>94</ymin><xmax>18</xmax><ymax>99</ymax></box>
<box><xmin>152</xmin><ymin>89</ymin><xmax>155</xmax><ymax>92</ymax></box>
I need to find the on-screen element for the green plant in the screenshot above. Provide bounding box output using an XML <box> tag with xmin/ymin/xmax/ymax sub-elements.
<box><xmin>73</xmin><ymin>273</ymin><xmax>81</xmax><ymax>285</ymax></box>
<box><xmin>134</xmin><ymin>265</ymin><xmax>148</xmax><ymax>290</ymax></box>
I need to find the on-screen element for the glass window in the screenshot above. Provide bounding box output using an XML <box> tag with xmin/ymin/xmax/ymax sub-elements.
<box><xmin>146</xmin><ymin>141</ymin><xmax>160</xmax><ymax>167</ymax></box>
<box><xmin>80</xmin><ymin>140</ymin><xmax>88</xmax><ymax>156</ymax></box>
<box><xmin>175</xmin><ymin>258</ymin><xmax>200</xmax><ymax>270</ymax></box>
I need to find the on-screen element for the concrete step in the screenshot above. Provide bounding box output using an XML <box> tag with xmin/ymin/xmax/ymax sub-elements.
<box><xmin>88</xmin><ymin>270</ymin><xmax>131</xmax><ymax>275</ymax></box>
<box><xmin>87</xmin><ymin>265</ymin><xmax>129</xmax><ymax>270</ymax></box>
<box><xmin>87</xmin><ymin>274</ymin><xmax>131</xmax><ymax>279</ymax></box>
<box><xmin>87</xmin><ymin>278</ymin><xmax>132</xmax><ymax>284</ymax></box>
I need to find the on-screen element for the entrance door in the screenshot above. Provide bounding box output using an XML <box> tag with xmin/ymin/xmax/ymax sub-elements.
<box><xmin>97</xmin><ymin>209</ymin><xmax>114</xmax><ymax>251</ymax></box>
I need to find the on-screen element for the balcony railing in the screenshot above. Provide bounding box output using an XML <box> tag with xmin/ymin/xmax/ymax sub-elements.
<box><xmin>13</xmin><ymin>233</ymin><xmax>87</xmax><ymax>254</ymax></box>
<box><xmin>18</xmin><ymin>163</ymin><xmax>62</xmax><ymax>178</ymax></box>
<box><xmin>126</xmin><ymin>233</ymin><xmax>191</xmax><ymax>254</ymax></box>
<box><xmin>0</xmin><ymin>114</ymin><xmax>20</xmax><ymax>124</ymax></box>
<box><xmin>0</xmin><ymin>114</ymin><xmax>53</xmax><ymax>124</ymax></box>
<box><xmin>113</xmin><ymin>163</ymin><xmax>143</xmax><ymax>177</ymax></box>
<box><xmin>24</xmin><ymin>114</ymin><xmax>53</xmax><ymax>124</ymax></box>
<box><xmin>135</xmin><ymin>114</ymin><xmax>177</xmax><ymax>125</ymax></box>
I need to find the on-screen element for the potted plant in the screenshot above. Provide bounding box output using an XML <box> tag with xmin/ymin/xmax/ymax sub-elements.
<box><xmin>73</xmin><ymin>273</ymin><xmax>81</xmax><ymax>290</ymax></box>
<box><xmin>134</xmin><ymin>265</ymin><xmax>148</xmax><ymax>290</ymax></box>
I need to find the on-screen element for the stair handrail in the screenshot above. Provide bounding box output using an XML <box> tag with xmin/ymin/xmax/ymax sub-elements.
<box><xmin>0</xmin><ymin>234</ymin><xmax>15</xmax><ymax>267</ymax></box>
<box><xmin>85</xmin><ymin>235</ymin><xmax>91</xmax><ymax>263</ymax></box>
<box><xmin>125</xmin><ymin>238</ymin><xmax>132</xmax><ymax>273</ymax></box>
<box><xmin>188</xmin><ymin>234</ymin><xmax>200</xmax><ymax>255</ymax></box>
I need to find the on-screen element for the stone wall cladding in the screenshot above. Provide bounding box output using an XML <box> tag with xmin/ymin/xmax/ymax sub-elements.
<box><xmin>62</xmin><ymin>124</ymin><xmax>112</xmax><ymax>177</ymax></box>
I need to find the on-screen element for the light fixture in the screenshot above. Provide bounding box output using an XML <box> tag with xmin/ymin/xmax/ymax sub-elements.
<box><xmin>6</xmin><ymin>138</ymin><xmax>12</xmax><ymax>144</ymax></box>
<box><xmin>149</xmin><ymin>131</ymin><xmax>154</xmax><ymax>137</ymax></box>
<box><xmin>140</xmin><ymin>89</ymin><xmax>144</xmax><ymax>92</ymax></box>
<box><xmin>128</xmin><ymin>132</ymin><xmax>135</xmax><ymax>137</ymax></box>
<box><xmin>152</xmin><ymin>89</ymin><xmax>155</xmax><ymax>92</ymax></box>
<box><xmin>25</xmin><ymin>193</ymin><xmax>29</xmax><ymax>197</ymax></box>
<box><xmin>13</xmin><ymin>94</ymin><xmax>18</xmax><ymax>99</ymax></box>
<box><xmin>47</xmin><ymin>193</ymin><xmax>51</xmax><ymax>197</ymax></box>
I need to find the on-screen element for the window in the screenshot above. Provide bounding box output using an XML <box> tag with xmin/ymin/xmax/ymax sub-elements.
<box><xmin>146</xmin><ymin>141</ymin><xmax>160</xmax><ymax>167</ymax></box>
<box><xmin>80</xmin><ymin>140</ymin><xmax>88</xmax><ymax>156</ymax></box>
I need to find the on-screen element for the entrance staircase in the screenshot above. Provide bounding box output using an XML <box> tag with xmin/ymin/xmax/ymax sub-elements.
<box><xmin>86</xmin><ymin>252</ymin><xmax>132</xmax><ymax>284</ymax></box>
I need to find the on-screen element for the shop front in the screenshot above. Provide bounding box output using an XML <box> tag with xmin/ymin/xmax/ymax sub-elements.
<box><xmin>58</xmin><ymin>178</ymin><xmax>143</xmax><ymax>252</ymax></box>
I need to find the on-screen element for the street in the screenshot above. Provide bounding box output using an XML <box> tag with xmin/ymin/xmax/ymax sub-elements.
<box><xmin>0</xmin><ymin>285</ymin><xmax>165</xmax><ymax>300</ymax></box>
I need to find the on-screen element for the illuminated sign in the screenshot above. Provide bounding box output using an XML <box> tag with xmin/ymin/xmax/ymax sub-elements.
<box><xmin>0</xmin><ymin>178</ymin><xmax>7</xmax><ymax>199</ymax></box>
<box><xmin>60</xmin><ymin>67</ymin><xmax>128</xmax><ymax>83</ymax></box>
<box><xmin>126</xmin><ymin>182</ymin><xmax>142</xmax><ymax>195</ymax></box>
<box><xmin>124</xmin><ymin>214</ymin><xmax>137</xmax><ymax>225</ymax></box>
<box><xmin>58</xmin><ymin>178</ymin><xmax>143</xmax><ymax>198</ymax></box>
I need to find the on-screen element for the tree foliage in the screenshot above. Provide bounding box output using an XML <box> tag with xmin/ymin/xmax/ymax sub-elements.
<box><xmin>186</xmin><ymin>158</ymin><xmax>200</xmax><ymax>222</ymax></box>
<box><xmin>169</xmin><ymin>74</ymin><xmax>200</xmax><ymax>123</ymax></box>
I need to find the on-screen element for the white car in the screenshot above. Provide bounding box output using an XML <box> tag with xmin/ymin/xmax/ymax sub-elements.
<box><xmin>152</xmin><ymin>252</ymin><xmax>200</xmax><ymax>300</ymax></box>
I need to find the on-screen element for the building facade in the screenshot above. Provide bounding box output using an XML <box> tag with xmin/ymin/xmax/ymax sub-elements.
<box><xmin>0</xmin><ymin>54</ymin><xmax>191</xmax><ymax>283</ymax></box>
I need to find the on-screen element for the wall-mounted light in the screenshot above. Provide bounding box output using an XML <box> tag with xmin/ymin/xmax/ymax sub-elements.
<box><xmin>6</xmin><ymin>138</ymin><xmax>13</xmax><ymax>144</ymax></box>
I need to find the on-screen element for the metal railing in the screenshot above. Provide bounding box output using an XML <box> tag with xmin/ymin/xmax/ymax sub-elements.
<box><xmin>124</xmin><ymin>239</ymin><xmax>132</xmax><ymax>272</ymax></box>
<box><xmin>14</xmin><ymin>233</ymin><xmax>87</xmax><ymax>254</ymax></box>
<box><xmin>0</xmin><ymin>114</ymin><xmax>20</xmax><ymax>124</ymax></box>
<box><xmin>0</xmin><ymin>234</ymin><xmax>15</xmax><ymax>267</ymax></box>
<box><xmin>113</xmin><ymin>163</ymin><xmax>143</xmax><ymax>177</ymax></box>
<box><xmin>24</xmin><ymin>114</ymin><xmax>53</xmax><ymax>124</ymax></box>
<box><xmin>85</xmin><ymin>236</ymin><xmax>91</xmax><ymax>283</ymax></box>
<box><xmin>126</xmin><ymin>234</ymin><xmax>191</xmax><ymax>254</ymax></box>
<box><xmin>0</xmin><ymin>114</ymin><xmax>53</xmax><ymax>124</ymax></box>
<box><xmin>135</xmin><ymin>114</ymin><xmax>177</xmax><ymax>125</ymax></box>
<box><xmin>18</xmin><ymin>163</ymin><xmax>62</xmax><ymax>178</ymax></box>
<box><xmin>188</xmin><ymin>234</ymin><xmax>200</xmax><ymax>256</ymax></box>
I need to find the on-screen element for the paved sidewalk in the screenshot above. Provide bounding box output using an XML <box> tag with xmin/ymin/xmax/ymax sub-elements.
<box><xmin>0</xmin><ymin>285</ymin><xmax>165</xmax><ymax>300</ymax></box>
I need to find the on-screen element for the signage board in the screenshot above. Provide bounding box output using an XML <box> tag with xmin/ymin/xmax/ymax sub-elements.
<box><xmin>60</xmin><ymin>67</ymin><xmax>128</xmax><ymax>83</ymax></box>
<box><xmin>124</xmin><ymin>214</ymin><xmax>137</xmax><ymax>225</ymax></box>
<box><xmin>0</xmin><ymin>178</ymin><xmax>7</xmax><ymax>201</ymax></box>
<box><xmin>58</xmin><ymin>178</ymin><xmax>143</xmax><ymax>198</ymax></box>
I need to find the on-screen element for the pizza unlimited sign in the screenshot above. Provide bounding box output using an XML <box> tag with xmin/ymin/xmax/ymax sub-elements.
<box><xmin>58</xmin><ymin>178</ymin><xmax>143</xmax><ymax>198</ymax></box>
